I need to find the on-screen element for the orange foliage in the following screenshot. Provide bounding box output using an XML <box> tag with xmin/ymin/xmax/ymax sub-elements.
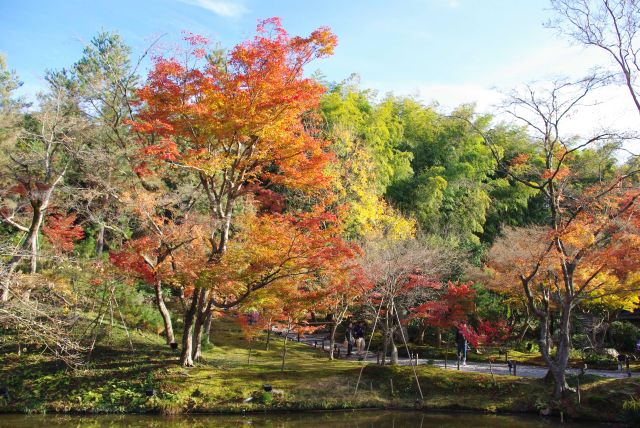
<box><xmin>130</xmin><ymin>17</ymin><xmax>338</xmax><ymax>195</ymax></box>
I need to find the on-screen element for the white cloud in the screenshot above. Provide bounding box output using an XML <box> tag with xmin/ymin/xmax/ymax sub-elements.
<box><xmin>488</xmin><ymin>41</ymin><xmax>611</xmax><ymax>87</ymax></box>
<box><xmin>362</xmin><ymin>79</ymin><xmax>503</xmax><ymax>113</ymax></box>
<box><xmin>178</xmin><ymin>0</ymin><xmax>248</xmax><ymax>17</ymax></box>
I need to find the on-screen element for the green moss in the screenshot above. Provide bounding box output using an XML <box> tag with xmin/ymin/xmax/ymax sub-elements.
<box><xmin>1</xmin><ymin>319</ymin><xmax>638</xmax><ymax>423</ymax></box>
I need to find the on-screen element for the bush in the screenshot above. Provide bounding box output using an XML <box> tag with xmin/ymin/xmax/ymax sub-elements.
<box><xmin>512</xmin><ymin>340</ymin><xmax>538</xmax><ymax>353</ymax></box>
<box><xmin>609</xmin><ymin>321</ymin><xmax>640</xmax><ymax>353</ymax></box>
<box><xmin>583</xmin><ymin>353</ymin><xmax>616</xmax><ymax>369</ymax></box>
<box><xmin>571</xmin><ymin>333</ymin><xmax>590</xmax><ymax>350</ymax></box>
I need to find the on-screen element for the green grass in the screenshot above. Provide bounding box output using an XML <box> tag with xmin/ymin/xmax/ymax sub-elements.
<box><xmin>1</xmin><ymin>319</ymin><xmax>639</xmax><ymax>423</ymax></box>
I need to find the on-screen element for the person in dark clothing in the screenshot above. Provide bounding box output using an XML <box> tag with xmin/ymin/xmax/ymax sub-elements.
<box><xmin>455</xmin><ymin>329</ymin><xmax>467</xmax><ymax>366</ymax></box>
<box><xmin>345</xmin><ymin>322</ymin><xmax>355</xmax><ymax>356</ymax></box>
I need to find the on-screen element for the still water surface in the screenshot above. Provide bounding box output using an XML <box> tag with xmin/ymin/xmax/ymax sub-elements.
<box><xmin>0</xmin><ymin>411</ymin><xmax>611</xmax><ymax>427</ymax></box>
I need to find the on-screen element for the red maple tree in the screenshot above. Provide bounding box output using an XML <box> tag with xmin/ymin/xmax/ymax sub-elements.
<box><xmin>127</xmin><ymin>18</ymin><xmax>348</xmax><ymax>366</ymax></box>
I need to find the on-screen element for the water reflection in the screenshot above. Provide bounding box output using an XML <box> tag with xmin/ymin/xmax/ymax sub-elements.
<box><xmin>0</xmin><ymin>410</ymin><xmax>605</xmax><ymax>427</ymax></box>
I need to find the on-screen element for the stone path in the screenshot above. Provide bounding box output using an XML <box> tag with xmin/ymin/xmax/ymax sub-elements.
<box><xmin>278</xmin><ymin>330</ymin><xmax>635</xmax><ymax>380</ymax></box>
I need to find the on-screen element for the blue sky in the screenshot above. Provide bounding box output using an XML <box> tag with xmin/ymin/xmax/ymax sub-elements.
<box><xmin>1</xmin><ymin>1</ymin><xmax>556</xmax><ymax>100</ymax></box>
<box><xmin>1</xmin><ymin>0</ymin><xmax>637</xmax><ymax>135</ymax></box>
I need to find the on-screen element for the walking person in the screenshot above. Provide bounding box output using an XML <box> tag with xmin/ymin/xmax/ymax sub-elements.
<box><xmin>354</xmin><ymin>321</ymin><xmax>366</xmax><ymax>356</ymax></box>
<box><xmin>456</xmin><ymin>329</ymin><xmax>467</xmax><ymax>366</ymax></box>
<box><xmin>345</xmin><ymin>322</ymin><xmax>355</xmax><ymax>357</ymax></box>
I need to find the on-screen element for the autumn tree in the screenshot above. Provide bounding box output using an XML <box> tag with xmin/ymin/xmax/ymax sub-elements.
<box><xmin>480</xmin><ymin>76</ymin><xmax>640</xmax><ymax>398</ymax></box>
<box><xmin>314</xmin><ymin>256</ymin><xmax>368</xmax><ymax>360</ymax></box>
<box><xmin>410</xmin><ymin>281</ymin><xmax>476</xmax><ymax>346</ymax></box>
<box><xmin>0</xmin><ymin>84</ymin><xmax>90</xmax><ymax>300</ymax></box>
<box><xmin>360</xmin><ymin>237</ymin><xmax>456</xmax><ymax>364</ymax></box>
<box><xmin>128</xmin><ymin>18</ymin><xmax>352</xmax><ymax>366</ymax></box>
<box><xmin>109</xmin><ymin>189</ymin><xmax>208</xmax><ymax>346</ymax></box>
<box><xmin>458</xmin><ymin>319</ymin><xmax>511</xmax><ymax>349</ymax></box>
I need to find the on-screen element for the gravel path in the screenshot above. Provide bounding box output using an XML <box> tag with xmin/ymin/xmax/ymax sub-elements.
<box><xmin>280</xmin><ymin>330</ymin><xmax>635</xmax><ymax>380</ymax></box>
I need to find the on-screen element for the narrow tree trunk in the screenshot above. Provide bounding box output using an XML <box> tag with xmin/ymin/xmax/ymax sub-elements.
<box><xmin>518</xmin><ymin>307</ymin><xmax>532</xmax><ymax>344</ymax></box>
<box><xmin>436</xmin><ymin>327</ymin><xmax>442</xmax><ymax>347</ymax></box>
<box><xmin>329</xmin><ymin>322</ymin><xmax>338</xmax><ymax>360</ymax></box>
<box><xmin>191</xmin><ymin>290</ymin><xmax>210</xmax><ymax>362</ymax></box>
<box><xmin>517</xmin><ymin>322</ymin><xmax>530</xmax><ymax>344</ymax></box>
<box><xmin>281</xmin><ymin>331</ymin><xmax>288</xmax><ymax>371</ymax></box>
<box><xmin>154</xmin><ymin>281</ymin><xmax>175</xmax><ymax>346</ymax></box>
<box><xmin>96</xmin><ymin>223</ymin><xmax>105</xmax><ymax>257</ymax></box>
<box><xmin>29</xmin><ymin>229</ymin><xmax>38</xmax><ymax>275</ymax></box>
<box><xmin>203</xmin><ymin>310</ymin><xmax>213</xmax><ymax>345</ymax></box>
<box><xmin>192</xmin><ymin>317</ymin><xmax>204</xmax><ymax>361</ymax></box>
<box><xmin>180</xmin><ymin>288</ymin><xmax>200</xmax><ymax>367</ymax></box>
<box><xmin>2</xmin><ymin>204</ymin><xmax>46</xmax><ymax>301</ymax></box>
<box><xmin>27</xmin><ymin>204</ymin><xmax>45</xmax><ymax>275</ymax></box>
<box><xmin>417</xmin><ymin>325</ymin><xmax>427</xmax><ymax>345</ymax></box>
<box><xmin>265</xmin><ymin>321</ymin><xmax>272</xmax><ymax>350</ymax></box>
<box><xmin>382</xmin><ymin>331</ymin><xmax>389</xmax><ymax>366</ymax></box>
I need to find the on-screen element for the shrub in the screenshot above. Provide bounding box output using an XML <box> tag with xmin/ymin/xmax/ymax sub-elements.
<box><xmin>512</xmin><ymin>340</ymin><xmax>538</xmax><ymax>353</ymax></box>
<box><xmin>609</xmin><ymin>321</ymin><xmax>640</xmax><ymax>353</ymax></box>
<box><xmin>623</xmin><ymin>397</ymin><xmax>640</xmax><ymax>425</ymax></box>
<box><xmin>571</xmin><ymin>333</ymin><xmax>590</xmax><ymax>350</ymax></box>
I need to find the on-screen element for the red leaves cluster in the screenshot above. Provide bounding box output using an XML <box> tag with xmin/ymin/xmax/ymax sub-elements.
<box><xmin>42</xmin><ymin>212</ymin><xmax>84</xmax><ymax>253</ymax></box>
<box><xmin>411</xmin><ymin>281</ymin><xmax>476</xmax><ymax>329</ymax></box>
<box><xmin>109</xmin><ymin>237</ymin><xmax>158</xmax><ymax>284</ymax></box>
<box><xmin>458</xmin><ymin>319</ymin><xmax>511</xmax><ymax>348</ymax></box>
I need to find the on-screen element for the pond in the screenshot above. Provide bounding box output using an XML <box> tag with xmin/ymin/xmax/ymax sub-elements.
<box><xmin>0</xmin><ymin>410</ymin><xmax>609</xmax><ymax>427</ymax></box>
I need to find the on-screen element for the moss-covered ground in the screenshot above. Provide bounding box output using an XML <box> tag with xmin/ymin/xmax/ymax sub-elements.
<box><xmin>1</xmin><ymin>320</ymin><xmax>639</xmax><ymax>424</ymax></box>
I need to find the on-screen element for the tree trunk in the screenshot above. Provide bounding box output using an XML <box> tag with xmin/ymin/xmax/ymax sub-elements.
<box><xmin>153</xmin><ymin>281</ymin><xmax>175</xmax><ymax>346</ymax></box>
<box><xmin>281</xmin><ymin>330</ymin><xmax>288</xmax><ymax>371</ymax></box>
<box><xmin>203</xmin><ymin>310</ymin><xmax>213</xmax><ymax>345</ymax></box>
<box><xmin>265</xmin><ymin>321</ymin><xmax>271</xmax><ymax>350</ymax></box>
<box><xmin>329</xmin><ymin>322</ymin><xmax>338</xmax><ymax>360</ymax></box>
<box><xmin>390</xmin><ymin>337</ymin><xmax>398</xmax><ymax>365</ymax></box>
<box><xmin>191</xmin><ymin>289</ymin><xmax>210</xmax><ymax>362</ymax></box>
<box><xmin>180</xmin><ymin>288</ymin><xmax>201</xmax><ymax>366</ymax></box>
<box><xmin>417</xmin><ymin>325</ymin><xmax>427</xmax><ymax>345</ymax></box>
<box><xmin>552</xmin><ymin>305</ymin><xmax>573</xmax><ymax>398</ymax></box>
<box><xmin>96</xmin><ymin>223</ymin><xmax>105</xmax><ymax>257</ymax></box>
<box><xmin>517</xmin><ymin>322</ymin><xmax>530</xmax><ymax>344</ymax></box>
<box><xmin>539</xmin><ymin>302</ymin><xmax>572</xmax><ymax>399</ymax></box>
<box><xmin>192</xmin><ymin>317</ymin><xmax>204</xmax><ymax>361</ymax></box>
<box><xmin>436</xmin><ymin>327</ymin><xmax>442</xmax><ymax>347</ymax></box>
<box><xmin>2</xmin><ymin>203</ymin><xmax>46</xmax><ymax>301</ymax></box>
<box><xmin>27</xmin><ymin>204</ymin><xmax>45</xmax><ymax>275</ymax></box>
<box><xmin>382</xmin><ymin>331</ymin><xmax>390</xmax><ymax>366</ymax></box>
